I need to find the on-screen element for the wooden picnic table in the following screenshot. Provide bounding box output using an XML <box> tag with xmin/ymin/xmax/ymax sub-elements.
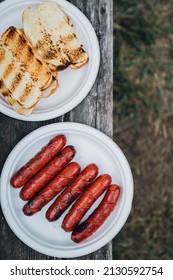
<box><xmin>0</xmin><ymin>0</ymin><xmax>113</xmax><ymax>260</ymax></box>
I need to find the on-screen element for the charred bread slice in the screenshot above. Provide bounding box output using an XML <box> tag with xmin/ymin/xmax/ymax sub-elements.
<box><xmin>22</xmin><ymin>2</ymin><xmax>89</xmax><ymax>71</ymax></box>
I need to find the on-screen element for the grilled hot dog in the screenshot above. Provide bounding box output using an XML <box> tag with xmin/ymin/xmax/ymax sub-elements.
<box><xmin>71</xmin><ymin>185</ymin><xmax>121</xmax><ymax>243</ymax></box>
<box><xmin>46</xmin><ymin>163</ymin><xmax>99</xmax><ymax>221</ymax></box>
<box><xmin>61</xmin><ymin>174</ymin><xmax>112</xmax><ymax>232</ymax></box>
<box><xmin>20</xmin><ymin>146</ymin><xmax>76</xmax><ymax>201</ymax></box>
<box><xmin>23</xmin><ymin>162</ymin><xmax>81</xmax><ymax>216</ymax></box>
<box><xmin>10</xmin><ymin>134</ymin><xmax>67</xmax><ymax>188</ymax></box>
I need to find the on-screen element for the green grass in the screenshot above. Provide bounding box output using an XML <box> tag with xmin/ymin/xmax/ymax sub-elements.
<box><xmin>114</xmin><ymin>0</ymin><xmax>173</xmax><ymax>122</ymax></box>
<box><xmin>114</xmin><ymin>197</ymin><xmax>173</xmax><ymax>259</ymax></box>
<box><xmin>113</xmin><ymin>0</ymin><xmax>173</xmax><ymax>260</ymax></box>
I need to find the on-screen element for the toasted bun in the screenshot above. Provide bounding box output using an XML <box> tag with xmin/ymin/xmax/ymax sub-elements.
<box><xmin>22</xmin><ymin>2</ymin><xmax>89</xmax><ymax>70</ymax></box>
<box><xmin>42</xmin><ymin>76</ymin><xmax>58</xmax><ymax>98</ymax></box>
<box><xmin>0</xmin><ymin>41</ymin><xmax>42</xmax><ymax>109</ymax></box>
<box><xmin>1</xmin><ymin>27</ymin><xmax>52</xmax><ymax>90</ymax></box>
<box><xmin>0</xmin><ymin>79</ymin><xmax>35</xmax><ymax>116</ymax></box>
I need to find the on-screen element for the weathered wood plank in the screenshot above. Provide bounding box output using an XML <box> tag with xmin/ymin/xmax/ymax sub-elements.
<box><xmin>0</xmin><ymin>0</ymin><xmax>113</xmax><ymax>260</ymax></box>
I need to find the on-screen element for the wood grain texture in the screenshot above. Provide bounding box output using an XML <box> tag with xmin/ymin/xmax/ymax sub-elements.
<box><xmin>0</xmin><ymin>0</ymin><xmax>113</xmax><ymax>260</ymax></box>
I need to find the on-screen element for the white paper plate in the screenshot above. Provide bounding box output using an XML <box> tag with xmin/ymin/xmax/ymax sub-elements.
<box><xmin>0</xmin><ymin>123</ymin><xmax>134</xmax><ymax>258</ymax></box>
<box><xmin>0</xmin><ymin>0</ymin><xmax>100</xmax><ymax>121</ymax></box>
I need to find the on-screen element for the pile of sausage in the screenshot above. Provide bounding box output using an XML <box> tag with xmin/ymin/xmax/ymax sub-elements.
<box><xmin>10</xmin><ymin>134</ymin><xmax>121</xmax><ymax>243</ymax></box>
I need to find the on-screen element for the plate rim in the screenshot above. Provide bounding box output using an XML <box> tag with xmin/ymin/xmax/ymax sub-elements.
<box><xmin>0</xmin><ymin>0</ymin><xmax>100</xmax><ymax>121</ymax></box>
<box><xmin>0</xmin><ymin>122</ymin><xmax>134</xmax><ymax>258</ymax></box>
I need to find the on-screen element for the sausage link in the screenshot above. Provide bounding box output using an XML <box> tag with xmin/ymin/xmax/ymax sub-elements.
<box><xmin>10</xmin><ymin>134</ymin><xmax>67</xmax><ymax>188</ymax></box>
<box><xmin>23</xmin><ymin>162</ymin><xmax>81</xmax><ymax>216</ymax></box>
<box><xmin>20</xmin><ymin>146</ymin><xmax>76</xmax><ymax>201</ymax></box>
<box><xmin>61</xmin><ymin>174</ymin><xmax>112</xmax><ymax>232</ymax></box>
<box><xmin>46</xmin><ymin>163</ymin><xmax>99</xmax><ymax>221</ymax></box>
<box><xmin>71</xmin><ymin>185</ymin><xmax>121</xmax><ymax>243</ymax></box>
